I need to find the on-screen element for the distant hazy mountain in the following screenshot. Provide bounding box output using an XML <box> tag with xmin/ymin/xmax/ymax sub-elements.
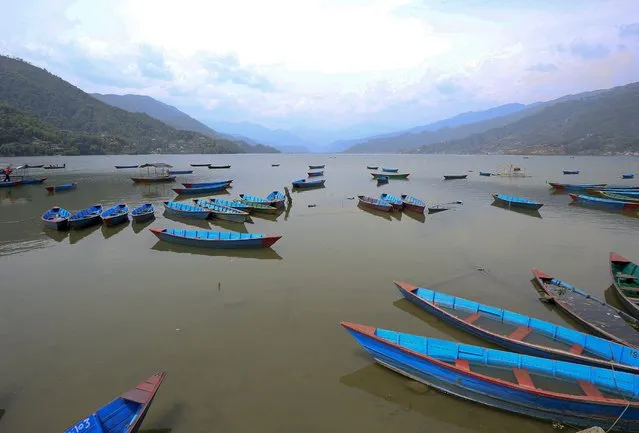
<box><xmin>204</xmin><ymin>120</ymin><xmax>314</xmax><ymax>153</ymax></box>
<box><xmin>413</xmin><ymin>81</ymin><xmax>639</xmax><ymax>155</ymax></box>
<box><xmin>342</xmin><ymin>103</ymin><xmax>528</xmax><ymax>153</ymax></box>
<box><xmin>91</xmin><ymin>93</ymin><xmax>278</xmax><ymax>153</ymax></box>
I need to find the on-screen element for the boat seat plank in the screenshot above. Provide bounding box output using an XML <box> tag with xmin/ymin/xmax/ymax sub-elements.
<box><xmin>512</xmin><ymin>368</ymin><xmax>535</xmax><ymax>389</ymax></box>
<box><xmin>507</xmin><ymin>326</ymin><xmax>532</xmax><ymax>341</ymax></box>
<box><xmin>617</xmin><ymin>273</ymin><xmax>637</xmax><ymax>281</ymax></box>
<box><xmin>464</xmin><ymin>313</ymin><xmax>481</xmax><ymax>324</ymax></box>
<box><xmin>455</xmin><ymin>359</ymin><xmax>470</xmax><ymax>371</ymax></box>
<box><xmin>569</xmin><ymin>344</ymin><xmax>584</xmax><ymax>355</ymax></box>
<box><xmin>577</xmin><ymin>380</ymin><xmax>605</xmax><ymax>400</ymax></box>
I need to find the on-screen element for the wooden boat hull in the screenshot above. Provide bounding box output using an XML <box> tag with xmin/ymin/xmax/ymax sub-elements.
<box><xmin>444</xmin><ymin>175</ymin><xmax>467</xmax><ymax>180</ymax></box>
<box><xmin>400</xmin><ymin>195</ymin><xmax>425</xmax><ymax>213</ymax></box>
<box><xmin>172</xmin><ymin>184</ymin><xmax>227</xmax><ymax>195</ymax></box>
<box><xmin>357</xmin><ymin>195</ymin><xmax>392</xmax><ymax>212</ymax></box>
<box><xmin>622</xmin><ymin>174</ymin><xmax>635</xmax><ymax>179</ymax></box>
<box><xmin>492</xmin><ymin>194</ymin><xmax>543</xmax><ymax>210</ymax></box>
<box><xmin>382</xmin><ymin>168</ymin><xmax>398</xmax><ymax>173</ymax></box>
<box><xmin>19</xmin><ymin>178</ymin><xmax>47</xmax><ymax>185</ymax></box>
<box><xmin>234</xmin><ymin>199</ymin><xmax>277</xmax><ymax>214</ymax></box>
<box><xmin>563</xmin><ymin>170</ymin><xmax>580</xmax><ymax>175</ymax></box>
<box><xmin>366</xmin><ymin>166</ymin><xmax>378</xmax><ymax>170</ymax></box>
<box><xmin>209</xmin><ymin>165</ymin><xmax>231</xmax><ymax>169</ymax></box>
<box><xmin>610</xmin><ymin>253</ymin><xmax>639</xmax><ymax>320</ymax></box>
<box><xmin>150</xmin><ymin>228</ymin><xmax>281</xmax><ymax>249</ymax></box>
<box><xmin>308</xmin><ymin>165</ymin><xmax>325</xmax><ymax>169</ymax></box>
<box><xmin>379</xmin><ymin>193</ymin><xmax>403</xmax><ymax>210</ymax></box>
<box><xmin>479</xmin><ymin>172</ymin><xmax>492</xmax><ymax>176</ymax></box>
<box><xmin>193</xmin><ymin>200</ymin><xmax>250</xmax><ymax>223</ymax></box>
<box><xmin>371</xmin><ymin>172</ymin><xmax>409</xmax><ymax>179</ymax></box>
<box><xmin>132</xmin><ymin>211</ymin><xmax>155</xmax><ymax>223</ymax></box>
<box><xmin>64</xmin><ymin>372</ymin><xmax>166</xmax><ymax>433</ymax></box>
<box><xmin>115</xmin><ymin>165</ymin><xmax>138</xmax><ymax>169</ymax></box>
<box><xmin>163</xmin><ymin>202</ymin><xmax>210</xmax><ymax>219</ymax></box>
<box><xmin>41</xmin><ymin>207</ymin><xmax>70</xmax><ymax>231</ymax></box>
<box><xmin>190</xmin><ymin>163</ymin><xmax>210</xmax><ymax>167</ymax></box>
<box><xmin>533</xmin><ymin>269</ymin><xmax>639</xmax><ymax>347</ymax></box>
<box><xmin>168</xmin><ymin>170</ymin><xmax>193</xmax><ymax>175</ymax></box>
<box><xmin>292</xmin><ymin>179</ymin><xmax>325</xmax><ymax>188</ymax></box>
<box><xmin>46</xmin><ymin>183</ymin><xmax>76</xmax><ymax>192</ymax></box>
<box><xmin>342</xmin><ymin>323</ymin><xmax>639</xmax><ymax>432</ymax></box>
<box><xmin>181</xmin><ymin>180</ymin><xmax>232</xmax><ymax>188</ymax></box>
<box><xmin>265</xmin><ymin>191</ymin><xmax>286</xmax><ymax>209</ymax></box>
<box><xmin>549</xmin><ymin>182</ymin><xmax>606</xmax><ymax>191</ymax></box>
<box><xmin>307</xmin><ymin>171</ymin><xmax>324</xmax><ymax>177</ymax></box>
<box><xmin>570</xmin><ymin>194</ymin><xmax>639</xmax><ymax>210</ymax></box>
<box><xmin>396</xmin><ymin>281</ymin><xmax>639</xmax><ymax>374</ymax></box>
<box><xmin>101</xmin><ymin>205</ymin><xmax>129</xmax><ymax>227</ymax></box>
<box><xmin>0</xmin><ymin>180</ymin><xmax>21</xmax><ymax>188</ymax></box>
<box><xmin>428</xmin><ymin>206</ymin><xmax>449</xmax><ymax>214</ymax></box>
<box><xmin>131</xmin><ymin>176</ymin><xmax>176</xmax><ymax>183</ymax></box>
<box><xmin>209</xmin><ymin>198</ymin><xmax>253</xmax><ymax>213</ymax></box>
<box><xmin>376</xmin><ymin>177</ymin><xmax>389</xmax><ymax>185</ymax></box>
<box><xmin>44</xmin><ymin>165</ymin><xmax>65</xmax><ymax>170</ymax></box>
<box><xmin>602</xmin><ymin>192</ymin><xmax>639</xmax><ymax>203</ymax></box>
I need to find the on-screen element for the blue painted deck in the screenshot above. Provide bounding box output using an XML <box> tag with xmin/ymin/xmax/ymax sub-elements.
<box><xmin>400</xmin><ymin>195</ymin><xmax>425</xmax><ymax>207</ymax></box>
<box><xmin>163</xmin><ymin>201</ymin><xmax>210</xmax><ymax>219</ymax></box>
<box><xmin>379</xmin><ymin>193</ymin><xmax>402</xmax><ymax>206</ymax></box>
<box><xmin>193</xmin><ymin>199</ymin><xmax>246</xmax><ymax>214</ymax></box>
<box><xmin>239</xmin><ymin>194</ymin><xmax>269</xmax><ymax>203</ymax></box>
<box><xmin>131</xmin><ymin>203</ymin><xmax>155</xmax><ymax>222</ymax></box>
<box><xmin>572</xmin><ymin>194</ymin><xmax>637</xmax><ymax>209</ymax></box>
<box><xmin>41</xmin><ymin>207</ymin><xmax>70</xmax><ymax>230</ymax></box>
<box><xmin>292</xmin><ymin>179</ymin><xmax>325</xmax><ymax>188</ymax></box>
<box><xmin>69</xmin><ymin>205</ymin><xmax>103</xmax><ymax>228</ymax></box>
<box><xmin>209</xmin><ymin>198</ymin><xmax>252</xmax><ymax>211</ymax></box>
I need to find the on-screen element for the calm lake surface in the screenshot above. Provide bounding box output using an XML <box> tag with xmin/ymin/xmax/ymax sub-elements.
<box><xmin>1</xmin><ymin>154</ymin><xmax>638</xmax><ymax>433</ymax></box>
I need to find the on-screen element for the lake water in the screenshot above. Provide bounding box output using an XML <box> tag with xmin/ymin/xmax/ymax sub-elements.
<box><xmin>0</xmin><ymin>154</ymin><xmax>638</xmax><ymax>433</ymax></box>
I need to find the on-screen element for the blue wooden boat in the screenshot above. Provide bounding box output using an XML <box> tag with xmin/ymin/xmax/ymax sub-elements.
<box><xmin>382</xmin><ymin>167</ymin><xmax>399</xmax><ymax>173</ymax></box>
<box><xmin>307</xmin><ymin>170</ymin><xmax>324</xmax><ymax>177</ymax></box>
<box><xmin>533</xmin><ymin>269</ymin><xmax>639</xmax><ymax>347</ymax></box>
<box><xmin>479</xmin><ymin>171</ymin><xmax>492</xmax><ymax>177</ymax></box>
<box><xmin>64</xmin><ymin>372</ymin><xmax>166</xmax><ymax>433</ymax></box>
<box><xmin>610</xmin><ymin>252</ymin><xmax>639</xmax><ymax>320</ymax></box>
<box><xmin>193</xmin><ymin>199</ymin><xmax>250</xmax><ymax>223</ymax></box>
<box><xmin>114</xmin><ymin>165</ymin><xmax>139</xmax><ymax>169</ymax></box>
<box><xmin>101</xmin><ymin>204</ymin><xmax>129</xmax><ymax>226</ymax></box>
<box><xmin>601</xmin><ymin>192</ymin><xmax>639</xmax><ymax>203</ymax></box>
<box><xmin>150</xmin><ymin>228</ymin><xmax>282</xmax><ymax>249</ymax></box>
<box><xmin>376</xmin><ymin>176</ymin><xmax>389</xmax><ymax>185</ymax></box>
<box><xmin>238</xmin><ymin>193</ymin><xmax>270</xmax><ymax>205</ymax></box>
<box><xmin>41</xmin><ymin>206</ymin><xmax>70</xmax><ymax>230</ymax></box>
<box><xmin>563</xmin><ymin>170</ymin><xmax>580</xmax><ymax>175</ymax></box>
<box><xmin>622</xmin><ymin>174</ymin><xmax>635</xmax><ymax>179</ymax></box>
<box><xmin>367</xmin><ymin>166</ymin><xmax>379</xmax><ymax>170</ymax></box>
<box><xmin>18</xmin><ymin>177</ymin><xmax>47</xmax><ymax>185</ymax></box>
<box><xmin>69</xmin><ymin>205</ymin><xmax>103</xmax><ymax>229</ymax></box>
<box><xmin>182</xmin><ymin>180</ymin><xmax>232</xmax><ymax>188</ymax></box>
<box><xmin>173</xmin><ymin>184</ymin><xmax>227</xmax><ymax>195</ymax></box>
<box><xmin>492</xmin><ymin>194</ymin><xmax>543</xmax><ymax>210</ymax></box>
<box><xmin>209</xmin><ymin>198</ymin><xmax>253</xmax><ymax>213</ymax></box>
<box><xmin>342</xmin><ymin>322</ymin><xmax>639</xmax><ymax>432</ymax></box>
<box><xmin>358</xmin><ymin>195</ymin><xmax>392</xmax><ymax>212</ymax></box>
<box><xmin>395</xmin><ymin>281</ymin><xmax>639</xmax><ymax>374</ymax></box>
<box><xmin>162</xmin><ymin>201</ymin><xmax>210</xmax><ymax>219</ymax></box>
<box><xmin>131</xmin><ymin>203</ymin><xmax>155</xmax><ymax>223</ymax></box>
<box><xmin>371</xmin><ymin>172</ymin><xmax>410</xmax><ymax>179</ymax></box>
<box><xmin>604</xmin><ymin>190</ymin><xmax>639</xmax><ymax>198</ymax></box>
<box><xmin>0</xmin><ymin>180</ymin><xmax>21</xmax><ymax>188</ymax></box>
<box><xmin>308</xmin><ymin>164</ymin><xmax>325</xmax><ymax>169</ymax></box>
<box><xmin>266</xmin><ymin>191</ymin><xmax>286</xmax><ymax>209</ymax></box>
<box><xmin>444</xmin><ymin>174</ymin><xmax>467</xmax><ymax>180</ymax></box>
<box><xmin>400</xmin><ymin>194</ymin><xmax>425</xmax><ymax>213</ymax></box>
<box><xmin>234</xmin><ymin>199</ymin><xmax>278</xmax><ymax>214</ymax></box>
<box><xmin>549</xmin><ymin>182</ymin><xmax>606</xmax><ymax>191</ymax></box>
<box><xmin>292</xmin><ymin>178</ymin><xmax>325</xmax><ymax>188</ymax></box>
<box><xmin>569</xmin><ymin>194</ymin><xmax>639</xmax><ymax>211</ymax></box>
<box><xmin>379</xmin><ymin>193</ymin><xmax>403</xmax><ymax>210</ymax></box>
<box><xmin>46</xmin><ymin>183</ymin><xmax>77</xmax><ymax>193</ymax></box>
<box><xmin>168</xmin><ymin>170</ymin><xmax>193</xmax><ymax>175</ymax></box>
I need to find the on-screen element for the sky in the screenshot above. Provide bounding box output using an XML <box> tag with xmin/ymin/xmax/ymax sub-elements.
<box><xmin>1</xmin><ymin>0</ymin><xmax>638</xmax><ymax>134</ymax></box>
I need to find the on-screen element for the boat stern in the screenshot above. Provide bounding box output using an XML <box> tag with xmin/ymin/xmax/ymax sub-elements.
<box><xmin>262</xmin><ymin>235</ymin><xmax>282</xmax><ymax>248</ymax></box>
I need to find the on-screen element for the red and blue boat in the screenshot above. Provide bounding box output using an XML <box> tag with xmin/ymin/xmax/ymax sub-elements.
<box><xmin>69</xmin><ymin>205</ymin><xmax>103</xmax><ymax>229</ymax></box>
<box><xmin>569</xmin><ymin>194</ymin><xmax>639</xmax><ymax>211</ymax></box>
<box><xmin>131</xmin><ymin>203</ymin><xmax>155</xmax><ymax>223</ymax></box>
<box><xmin>193</xmin><ymin>199</ymin><xmax>250</xmax><ymax>223</ymax></box>
<box><xmin>101</xmin><ymin>204</ymin><xmax>129</xmax><ymax>226</ymax></box>
<box><xmin>181</xmin><ymin>180</ymin><xmax>232</xmax><ymax>188</ymax></box>
<box><xmin>266</xmin><ymin>191</ymin><xmax>286</xmax><ymax>209</ymax></box>
<box><xmin>400</xmin><ymin>194</ymin><xmax>425</xmax><ymax>213</ymax></box>
<box><xmin>162</xmin><ymin>201</ymin><xmax>210</xmax><ymax>219</ymax></box>
<box><xmin>379</xmin><ymin>193</ymin><xmax>403</xmax><ymax>210</ymax></box>
<box><xmin>342</xmin><ymin>322</ymin><xmax>639</xmax><ymax>432</ymax></box>
<box><xmin>563</xmin><ymin>170</ymin><xmax>580</xmax><ymax>175</ymax></box>
<box><xmin>492</xmin><ymin>194</ymin><xmax>543</xmax><ymax>210</ymax></box>
<box><xmin>549</xmin><ymin>182</ymin><xmax>606</xmax><ymax>191</ymax></box>
<box><xmin>150</xmin><ymin>228</ymin><xmax>282</xmax><ymax>249</ymax></box>
<box><xmin>41</xmin><ymin>206</ymin><xmax>70</xmax><ymax>230</ymax></box>
<box><xmin>292</xmin><ymin>178</ymin><xmax>325</xmax><ymax>189</ymax></box>
<box><xmin>0</xmin><ymin>180</ymin><xmax>21</xmax><ymax>188</ymax></box>
<box><xmin>64</xmin><ymin>372</ymin><xmax>166</xmax><ymax>433</ymax></box>
<box><xmin>357</xmin><ymin>195</ymin><xmax>392</xmax><ymax>212</ymax></box>
<box><xmin>395</xmin><ymin>281</ymin><xmax>639</xmax><ymax>374</ymax></box>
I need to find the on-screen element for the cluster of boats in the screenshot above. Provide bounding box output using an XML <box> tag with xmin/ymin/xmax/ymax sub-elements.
<box><xmin>551</xmin><ymin>182</ymin><xmax>639</xmax><ymax>211</ymax></box>
<box><xmin>343</xmin><ymin>252</ymin><xmax>639</xmax><ymax>431</ymax></box>
<box><xmin>41</xmin><ymin>203</ymin><xmax>152</xmax><ymax>230</ymax></box>
<box><xmin>367</xmin><ymin>166</ymin><xmax>411</xmax><ymax>184</ymax></box>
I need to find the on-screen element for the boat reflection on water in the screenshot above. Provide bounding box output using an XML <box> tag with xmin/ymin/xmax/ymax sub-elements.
<box><xmin>339</xmin><ymin>363</ymin><xmax>545</xmax><ymax>433</ymax></box>
<box><xmin>132</xmin><ymin>217</ymin><xmax>155</xmax><ymax>234</ymax></box>
<box><xmin>101</xmin><ymin>220</ymin><xmax>130</xmax><ymax>239</ymax></box>
<box><xmin>69</xmin><ymin>223</ymin><xmax>100</xmax><ymax>244</ymax></box>
<box><xmin>490</xmin><ymin>201</ymin><xmax>542</xmax><ymax>219</ymax></box>
<box><xmin>357</xmin><ymin>203</ymin><xmax>392</xmax><ymax>221</ymax></box>
<box><xmin>250</xmin><ymin>211</ymin><xmax>282</xmax><ymax>222</ymax></box>
<box><xmin>151</xmin><ymin>242</ymin><xmax>283</xmax><ymax>260</ymax></box>
<box><xmin>209</xmin><ymin>219</ymin><xmax>250</xmax><ymax>233</ymax></box>
<box><xmin>162</xmin><ymin>212</ymin><xmax>211</xmax><ymax>229</ymax></box>
<box><xmin>403</xmin><ymin>210</ymin><xmax>426</xmax><ymax>223</ymax></box>
<box><xmin>42</xmin><ymin>228</ymin><xmax>69</xmax><ymax>243</ymax></box>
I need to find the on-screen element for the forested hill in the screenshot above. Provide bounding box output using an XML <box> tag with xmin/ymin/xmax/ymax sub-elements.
<box><xmin>0</xmin><ymin>55</ymin><xmax>270</xmax><ymax>155</ymax></box>
<box><xmin>413</xmin><ymin>81</ymin><xmax>639</xmax><ymax>155</ymax></box>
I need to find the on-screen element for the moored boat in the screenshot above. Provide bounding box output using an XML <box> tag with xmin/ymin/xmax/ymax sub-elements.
<box><xmin>443</xmin><ymin>174</ymin><xmax>467</xmax><ymax>180</ymax></box>
<box><xmin>479</xmin><ymin>171</ymin><xmax>492</xmax><ymax>176</ymax></box>
<box><xmin>610</xmin><ymin>253</ymin><xmax>639</xmax><ymax>320</ymax></box>
<box><xmin>238</xmin><ymin>193</ymin><xmax>270</xmax><ymax>205</ymax></box>
<box><xmin>193</xmin><ymin>199</ymin><xmax>250</xmax><ymax>223</ymax></box>
<box><xmin>601</xmin><ymin>192</ymin><xmax>639</xmax><ymax>203</ymax></box>
<box><xmin>357</xmin><ymin>195</ymin><xmax>392</xmax><ymax>212</ymax></box>
<box><xmin>379</xmin><ymin>193</ymin><xmax>403</xmax><ymax>210</ymax></box>
<box><xmin>69</xmin><ymin>205</ymin><xmax>103</xmax><ymax>229</ymax></box>
<box><xmin>131</xmin><ymin>203</ymin><xmax>155</xmax><ymax>223</ymax></box>
<box><xmin>114</xmin><ymin>165</ymin><xmax>138</xmax><ymax>169</ymax></box>
<box><xmin>17</xmin><ymin>177</ymin><xmax>47</xmax><ymax>185</ymax></box>
<box><xmin>400</xmin><ymin>194</ymin><xmax>425</xmax><ymax>213</ymax></box>
<box><xmin>132</xmin><ymin>175</ymin><xmax>176</xmax><ymax>183</ymax></box>
<box><xmin>492</xmin><ymin>194</ymin><xmax>543</xmax><ymax>210</ymax></box>
<box><xmin>428</xmin><ymin>205</ymin><xmax>449</xmax><ymax>214</ymax></box>
<box><xmin>569</xmin><ymin>194</ymin><xmax>639</xmax><ymax>211</ymax></box>
<box><xmin>44</xmin><ymin>163</ymin><xmax>65</xmax><ymax>170</ymax></box>
<box><xmin>292</xmin><ymin>178</ymin><xmax>325</xmax><ymax>188</ymax></box>
<box><xmin>563</xmin><ymin>170</ymin><xmax>580</xmax><ymax>175</ymax></box>
<box><xmin>266</xmin><ymin>191</ymin><xmax>286</xmax><ymax>209</ymax></box>
<box><xmin>307</xmin><ymin>170</ymin><xmax>324</xmax><ymax>177</ymax></box>
<box><xmin>395</xmin><ymin>281</ymin><xmax>639</xmax><ymax>374</ymax></box>
<box><xmin>150</xmin><ymin>228</ymin><xmax>282</xmax><ymax>249</ymax></box>
<box><xmin>308</xmin><ymin>164</ymin><xmax>325</xmax><ymax>169</ymax></box>
<box><xmin>532</xmin><ymin>268</ymin><xmax>639</xmax><ymax>347</ymax></box>
<box><xmin>382</xmin><ymin>167</ymin><xmax>398</xmax><ymax>173</ymax></box>
<box><xmin>341</xmin><ymin>322</ymin><xmax>639</xmax><ymax>432</ymax></box>
<box><xmin>367</xmin><ymin>165</ymin><xmax>379</xmax><ymax>170</ymax></box>
<box><xmin>41</xmin><ymin>206</ymin><xmax>70</xmax><ymax>230</ymax></box>
<box><xmin>234</xmin><ymin>198</ymin><xmax>278</xmax><ymax>214</ymax></box>
<box><xmin>64</xmin><ymin>372</ymin><xmax>166</xmax><ymax>433</ymax></box>
<box><xmin>208</xmin><ymin>164</ymin><xmax>231</xmax><ymax>169</ymax></box>
<box><xmin>376</xmin><ymin>176</ymin><xmax>389</xmax><ymax>185</ymax></box>
<box><xmin>162</xmin><ymin>201</ymin><xmax>210</xmax><ymax>219</ymax></box>
<box><xmin>209</xmin><ymin>198</ymin><xmax>254</xmax><ymax>213</ymax></box>
<box><xmin>132</xmin><ymin>163</ymin><xmax>175</xmax><ymax>183</ymax></box>
<box><xmin>190</xmin><ymin>163</ymin><xmax>211</xmax><ymax>167</ymax></box>
<box><xmin>272</xmin><ymin>164</ymin><xmax>280</xmax><ymax>167</ymax></box>
<box><xmin>45</xmin><ymin>183</ymin><xmax>77</xmax><ymax>193</ymax></box>
<box><xmin>371</xmin><ymin>172</ymin><xmax>409</xmax><ymax>179</ymax></box>
<box><xmin>549</xmin><ymin>182</ymin><xmax>606</xmax><ymax>191</ymax></box>
<box><xmin>172</xmin><ymin>184</ymin><xmax>228</xmax><ymax>195</ymax></box>
<box><xmin>168</xmin><ymin>170</ymin><xmax>193</xmax><ymax>175</ymax></box>
<box><xmin>101</xmin><ymin>204</ymin><xmax>129</xmax><ymax>226</ymax></box>
<box><xmin>182</xmin><ymin>180</ymin><xmax>232</xmax><ymax>188</ymax></box>
<box><xmin>0</xmin><ymin>180</ymin><xmax>21</xmax><ymax>188</ymax></box>
<box><xmin>622</xmin><ymin>174</ymin><xmax>635</xmax><ymax>179</ymax></box>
